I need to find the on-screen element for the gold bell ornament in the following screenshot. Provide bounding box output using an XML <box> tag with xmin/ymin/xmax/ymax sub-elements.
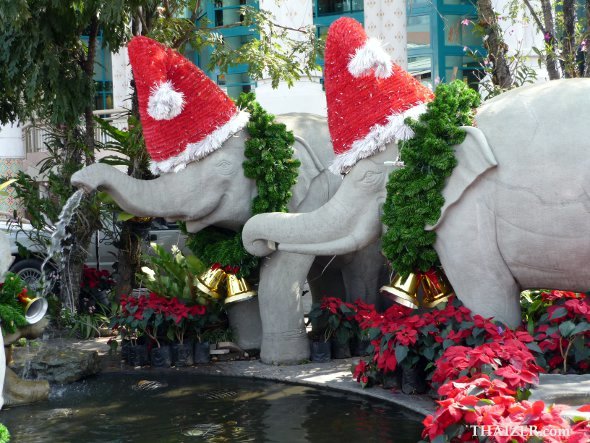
<box><xmin>380</xmin><ymin>273</ymin><xmax>421</xmax><ymax>309</ymax></box>
<box><xmin>18</xmin><ymin>291</ymin><xmax>48</xmax><ymax>324</ymax></box>
<box><xmin>195</xmin><ymin>265</ymin><xmax>227</xmax><ymax>300</ymax></box>
<box><xmin>380</xmin><ymin>268</ymin><xmax>454</xmax><ymax>309</ymax></box>
<box><xmin>224</xmin><ymin>274</ymin><xmax>257</xmax><ymax>305</ymax></box>
<box><xmin>420</xmin><ymin>269</ymin><xmax>454</xmax><ymax>308</ymax></box>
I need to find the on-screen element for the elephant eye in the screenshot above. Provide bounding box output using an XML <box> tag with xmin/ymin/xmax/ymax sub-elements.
<box><xmin>216</xmin><ymin>159</ymin><xmax>234</xmax><ymax>175</ymax></box>
<box><xmin>360</xmin><ymin>170</ymin><xmax>383</xmax><ymax>187</ymax></box>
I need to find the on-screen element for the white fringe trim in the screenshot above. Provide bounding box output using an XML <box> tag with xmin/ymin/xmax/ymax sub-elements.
<box><xmin>329</xmin><ymin>103</ymin><xmax>428</xmax><ymax>175</ymax></box>
<box><xmin>147</xmin><ymin>81</ymin><xmax>185</xmax><ymax>120</ymax></box>
<box><xmin>149</xmin><ymin>110</ymin><xmax>250</xmax><ymax>174</ymax></box>
<box><xmin>348</xmin><ymin>38</ymin><xmax>393</xmax><ymax>79</ymax></box>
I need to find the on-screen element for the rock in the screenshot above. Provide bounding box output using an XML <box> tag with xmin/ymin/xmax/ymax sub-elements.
<box><xmin>18</xmin><ymin>347</ymin><xmax>101</xmax><ymax>384</ymax></box>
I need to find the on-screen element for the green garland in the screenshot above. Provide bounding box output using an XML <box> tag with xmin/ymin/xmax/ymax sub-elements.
<box><xmin>381</xmin><ymin>81</ymin><xmax>480</xmax><ymax>278</ymax></box>
<box><xmin>0</xmin><ymin>272</ymin><xmax>28</xmax><ymax>334</ymax></box>
<box><xmin>186</xmin><ymin>93</ymin><xmax>300</xmax><ymax>278</ymax></box>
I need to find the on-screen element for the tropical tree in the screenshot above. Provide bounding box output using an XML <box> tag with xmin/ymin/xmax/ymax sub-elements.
<box><xmin>470</xmin><ymin>0</ymin><xmax>588</xmax><ymax>99</ymax></box>
<box><xmin>0</xmin><ymin>1</ymin><xmax>322</xmax><ymax>311</ymax></box>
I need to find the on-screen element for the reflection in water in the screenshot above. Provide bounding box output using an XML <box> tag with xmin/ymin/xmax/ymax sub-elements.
<box><xmin>0</xmin><ymin>372</ymin><xmax>423</xmax><ymax>442</ymax></box>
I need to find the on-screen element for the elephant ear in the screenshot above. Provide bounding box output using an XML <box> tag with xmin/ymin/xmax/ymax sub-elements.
<box><xmin>290</xmin><ymin>135</ymin><xmax>326</xmax><ymax>209</ymax></box>
<box><xmin>426</xmin><ymin>126</ymin><xmax>497</xmax><ymax>230</ymax></box>
<box><xmin>275</xmin><ymin>114</ymin><xmax>332</xmax><ymax>210</ymax></box>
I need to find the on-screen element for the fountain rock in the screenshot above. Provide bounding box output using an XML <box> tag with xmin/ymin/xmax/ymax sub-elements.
<box><xmin>14</xmin><ymin>346</ymin><xmax>101</xmax><ymax>384</ymax></box>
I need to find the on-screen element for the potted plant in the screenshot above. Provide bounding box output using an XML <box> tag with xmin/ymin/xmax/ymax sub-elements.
<box><xmin>139</xmin><ymin>292</ymin><xmax>173</xmax><ymax>367</ymax></box>
<box><xmin>166</xmin><ymin>298</ymin><xmax>206</xmax><ymax>367</ymax></box>
<box><xmin>350</xmin><ymin>299</ymin><xmax>375</xmax><ymax>356</ymax></box>
<box><xmin>113</xmin><ymin>294</ymin><xmax>149</xmax><ymax>366</ymax></box>
<box><xmin>308</xmin><ymin>297</ymin><xmax>357</xmax><ymax>361</ymax></box>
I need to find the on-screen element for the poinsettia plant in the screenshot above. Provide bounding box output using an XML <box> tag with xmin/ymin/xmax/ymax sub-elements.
<box><xmin>308</xmin><ymin>297</ymin><xmax>357</xmax><ymax>344</ymax></box>
<box><xmin>79</xmin><ymin>265</ymin><xmax>115</xmax><ymax>314</ymax></box>
<box><xmin>530</xmin><ymin>290</ymin><xmax>590</xmax><ymax>373</ymax></box>
<box><xmin>421</xmin><ymin>374</ymin><xmax>590</xmax><ymax>443</ymax></box>
<box><xmin>164</xmin><ymin>297</ymin><xmax>207</xmax><ymax>345</ymax></box>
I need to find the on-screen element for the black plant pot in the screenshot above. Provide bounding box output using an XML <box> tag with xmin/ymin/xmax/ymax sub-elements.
<box><xmin>351</xmin><ymin>337</ymin><xmax>371</xmax><ymax>357</ymax></box>
<box><xmin>381</xmin><ymin>370</ymin><xmax>401</xmax><ymax>389</ymax></box>
<box><xmin>194</xmin><ymin>341</ymin><xmax>211</xmax><ymax>364</ymax></box>
<box><xmin>401</xmin><ymin>364</ymin><xmax>427</xmax><ymax>394</ymax></box>
<box><xmin>172</xmin><ymin>342</ymin><xmax>194</xmax><ymax>367</ymax></box>
<box><xmin>127</xmin><ymin>344</ymin><xmax>149</xmax><ymax>367</ymax></box>
<box><xmin>121</xmin><ymin>339</ymin><xmax>131</xmax><ymax>363</ymax></box>
<box><xmin>310</xmin><ymin>340</ymin><xmax>331</xmax><ymax>363</ymax></box>
<box><xmin>150</xmin><ymin>345</ymin><xmax>172</xmax><ymax>368</ymax></box>
<box><xmin>330</xmin><ymin>339</ymin><xmax>351</xmax><ymax>359</ymax></box>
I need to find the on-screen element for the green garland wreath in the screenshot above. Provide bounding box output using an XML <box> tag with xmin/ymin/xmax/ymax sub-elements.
<box><xmin>186</xmin><ymin>93</ymin><xmax>300</xmax><ymax>278</ymax></box>
<box><xmin>381</xmin><ymin>81</ymin><xmax>480</xmax><ymax>278</ymax></box>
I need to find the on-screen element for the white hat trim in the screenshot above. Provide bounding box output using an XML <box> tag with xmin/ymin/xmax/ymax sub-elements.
<box><xmin>329</xmin><ymin>103</ymin><xmax>428</xmax><ymax>175</ymax></box>
<box><xmin>348</xmin><ymin>38</ymin><xmax>393</xmax><ymax>79</ymax></box>
<box><xmin>150</xmin><ymin>109</ymin><xmax>250</xmax><ymax>174</ymax></box>
<box><xmin>147</xmin><ymin>80</ymin><xmax>185</xmax><ymax>120</ymax></box>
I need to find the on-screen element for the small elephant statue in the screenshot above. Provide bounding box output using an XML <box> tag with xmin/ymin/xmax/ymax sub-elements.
<box><xmin>243</xmin><ymin>79</ymin><xmax>590</xmax><ymax>329</ymax></box>
<box><xmin>0</xmin><ymin>231</ymin><xmax>49</xmax><ymax>409</ymax></box>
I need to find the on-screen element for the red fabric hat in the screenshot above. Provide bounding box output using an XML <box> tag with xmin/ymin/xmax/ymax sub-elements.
<box><xmin>324</xmin><ymin>18</ymin><xmax>435</xmax><ymax>174</ymax></box>
<box><xmin>127</xmin><ymin>36</ymin><xmax>249</xmax><ymax>174</ymax></box>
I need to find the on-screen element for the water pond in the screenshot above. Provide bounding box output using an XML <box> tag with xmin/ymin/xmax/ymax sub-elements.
<box><xmin>1</xmin><ymin>372</ymin><xmax>424</xmax><ymax>442</ymax></box>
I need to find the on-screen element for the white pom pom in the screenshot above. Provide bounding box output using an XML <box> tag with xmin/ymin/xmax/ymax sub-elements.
<box><xmin>147</xmin><ymin>80</ymin><xmax>185</xmax><ymax>120</ymax></box>
<box><xmin>348</xmin><ymin>38</ymin><xmax>393</xmax><ymax>79</ymax></box>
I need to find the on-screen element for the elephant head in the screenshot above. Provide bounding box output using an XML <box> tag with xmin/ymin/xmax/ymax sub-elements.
<box><xmin>72</xmin><ymin>133</ymin><xmax>255</xmax><ymax>233</ymax></box>
<box><xmin>243</xmin><ymin>145</ymin><xmax>395</xmax><ymax>257</ymax></box>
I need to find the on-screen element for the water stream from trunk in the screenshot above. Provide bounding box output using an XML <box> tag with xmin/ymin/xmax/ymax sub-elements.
<box><xmin>40</xmin><ymin>189</ymin><xmax>85</xmax><ymax>309</ymax></box>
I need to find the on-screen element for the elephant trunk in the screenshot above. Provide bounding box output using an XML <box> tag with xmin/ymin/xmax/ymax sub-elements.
<box><xmin>71</xmin><ymin>163</ymin><xmax>191</xmax><ymax>219</ymax></box>
<box><xmin>242</xmin><ymin>180</ymin><xmax>384</xmax><ymax>257</ymax></box>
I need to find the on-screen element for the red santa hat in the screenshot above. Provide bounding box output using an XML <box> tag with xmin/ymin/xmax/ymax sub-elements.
<box><xmin>127</xmin><ymin>36</ymin><xmax>249</xmax><ymax>174</ymax></box>
<box><xmin>324</xmin><ymin>18</ymin><xmax>435</xmax><ymax>175</ymax></box>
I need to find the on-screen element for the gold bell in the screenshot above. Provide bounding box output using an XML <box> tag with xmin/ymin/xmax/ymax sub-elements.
<box><xmin>196</xmin><ymin>267</ymin><xmax>227</xmax><ymax>300</ymax></box>
<box><xmin>380</xmin><ymin>273</ymin><xmax>420</xmax><ymax>309</ymax></box>
<box><xmin>19</xmin><ymin>296</ymin><xmax>48</xmax><ymax>324</ymax></box>
<box><xmin>224</xmin><ymin>274</ymin><xmax>257</xmax><ymax>305</ymax></box>
<box><xmin>421</xmin><ymin>269</ymin><xmax>454</xmax><ymax>308</ymax></box>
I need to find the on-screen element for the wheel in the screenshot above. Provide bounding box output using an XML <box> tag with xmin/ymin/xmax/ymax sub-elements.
<box><xmin>9</xmin><ymin>258</ymin><xmax>56</xmax><ymax>293</ymax></box>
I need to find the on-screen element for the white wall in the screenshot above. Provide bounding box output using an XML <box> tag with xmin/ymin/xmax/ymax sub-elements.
<box><xmin>256</xmin><ymin>0</ymin><xmax>327</xmax><ymax>115</ymax></box>
<box><xmin>0</xmin><ymin>123</ymin><xmax>24</xmax><ymax>159</ymax></box>
<box><xmin>111</xmin><ymin>47</ymin><xmax>133</xmax><ymax>110</ymax></box>
<box><xmin>255</xmin><ymin>79</ymin><xmax>327</xmax><ymax>116</ymax></box>
<box><xmin>365</xmin><ymin>0</ymin><xmax>408</xmax><ymax>69</ymax></box>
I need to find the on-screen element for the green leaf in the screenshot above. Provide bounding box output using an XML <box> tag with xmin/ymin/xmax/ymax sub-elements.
<box><xmin>395</xmin><ymin>345</ymin><xmax>408</xmax><ymax>364</ymax></box>
<box><xmin>559</xmin><ymin>320</ymin><xmax>576</xmax><ymax>337</ymax></box>
<box><xmin>549</xmin><ymin>307</ymin><xmax>568</xmax><ymax>320</ymax></box>
<box><xmin>367</xmin><ymin>327</ymin><xmax>381</xmax><ymax>340</ymax></box>
<box><xmin>571</xmin><ymin>322</ymin><xmax>590</xmax><ymax>336</ymax></box>
<box><xmin>526</xmin><ymin>342</ymin><xmax>543</xmax><ymax>354</ymax></box>
<box><xmin>116</xmin><ymin>212</ymin><xmax>136</xmax><ymax>222</ymax></box>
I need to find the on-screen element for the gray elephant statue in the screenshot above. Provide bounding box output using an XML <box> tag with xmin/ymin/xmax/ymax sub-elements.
<box><xmin>72</xmin><ymin>35</ymin><xmax>388</xmax><ymax>364</ymax></box>
<box><xmin>71</xmin><ymin>113</ymin><xmax>388</xmax><ymax>363</ymax></box>
<box><xmin>243</xmin><ymin>79</ymin><xmax>590</xmax><ymax>329</ymax></box>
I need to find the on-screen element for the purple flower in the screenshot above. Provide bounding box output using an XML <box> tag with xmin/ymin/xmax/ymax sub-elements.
<box><xmin>544</xmin><ymin>32</ymin><xmax>552</xmax><ymax>43</ymax></box>
<box><xmin>461</xmin><ymin>19</ymin><xmax>470</xmax><ymax>26</ymax></box>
